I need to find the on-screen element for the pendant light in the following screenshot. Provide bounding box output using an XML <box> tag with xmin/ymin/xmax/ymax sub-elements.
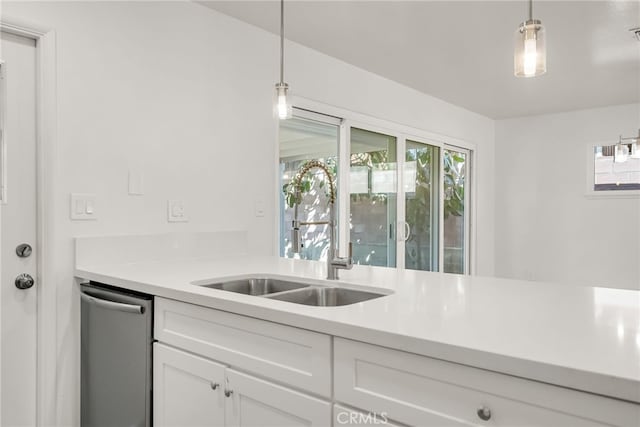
<box><xmin>275</xmin><ymin>0</ymin><xmax>292</xmax><ymax>120</ymax></box>
<box><xmin>514</xmin><ymin>0</ymin><xmax>546</xmax><ymax>78</ymax></box>
<box><xmin>630</xmin><ymin>129</ymin><xmax>640</xmax><ymax>159</ymax></box>
<box><xmin>614</xmin><ymin>136</ymin><xmax>629</xmax><ymax>164</ymax></box>
<box><xmin>615</xmin><ymin>129</ymin><xmax>640</xmax><ymax>162</ymax></box>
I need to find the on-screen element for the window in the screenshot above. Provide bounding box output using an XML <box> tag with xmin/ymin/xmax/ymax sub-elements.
<box><xmin>443</xmin><ymin>147</ymin><xmax>469</xmax><ymax>274</ymax></box>
<box><xmin>279</xmin><ymin>112</ymin><xmax>340</xmax><ymax>260</ymax></box>
<box><xmin>278</xmin><ymin>108</ymin><xmax>474</xmax><ymax>274</ymax></box>
<box><xmin>405</xmin><ymin>140</ymin><xmax>439</xmax><ymax>272</ymax></box>
<box><xmin>350</xmin><ymin>128</ymin><xmax>397</xmax><ymax>267</ymax></box>
<box><xmin>586</xmin><ymin>143</ymin><xmax>640</xmax><ymax>198</ymax></box>
<box><xmin>593</xmin><ymin>144</ymin><xmax>640</xmax><ymax>191</ymax></box>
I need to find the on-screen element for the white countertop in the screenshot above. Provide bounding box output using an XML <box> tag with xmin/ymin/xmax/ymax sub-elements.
<box><xmin>75</xmin><ymin>254</ymin><xmax>640</xmax><ymax>403</ymax></box>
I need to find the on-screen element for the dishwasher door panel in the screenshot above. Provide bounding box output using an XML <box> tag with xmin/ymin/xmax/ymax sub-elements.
<box><xmin>81</xmin><ymin>283</ymin><xmax>153</xmax><ymax>427</ymax></box>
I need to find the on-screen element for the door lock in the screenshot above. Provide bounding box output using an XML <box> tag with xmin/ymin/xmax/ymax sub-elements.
<box><xmin>16</xmin><ymin>243</ymin><xmax>32</xmax><ymax>258</ymax></box>
<box><xmin>15</xmin><ymin>273</ymin><xmax>35</xmax><ymax>290</ymax></box>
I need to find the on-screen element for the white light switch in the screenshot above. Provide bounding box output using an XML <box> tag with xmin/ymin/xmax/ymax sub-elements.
<box><xmin>167</xmin><ymin>200</ymin><xmax>188</xmax><ymax>222</ymax></box>
<box><xmin>75</xmin><ymin>199</ymin><xmax>85</xmax><ymax>215</ymax></box>
<box><xmin>70</xmin><ymin>194</ymin><xmax>97</xmax><ymax>220</ymax></box>
<box><xmin>128</xmin><ymin>170</ymin><xmax>144</xmax><ymax>195</ymax></box>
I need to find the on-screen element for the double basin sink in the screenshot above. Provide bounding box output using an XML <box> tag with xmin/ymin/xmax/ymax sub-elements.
<box><xmin>198</xmin><ymin>277</ymin><xmax>387</xmax><ymax>307</ymax></box>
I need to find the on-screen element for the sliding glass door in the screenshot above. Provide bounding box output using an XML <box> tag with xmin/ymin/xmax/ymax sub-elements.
<box><xmin>349</xmin><ymin>128</ymin><xmax>397</xmax><ymax>267</ymax></box>
<box><xmin>278</xmin><ymin>111</ymin><xmax>472</xmax><ymax>275</ymax></box>
<box><xmin>443</xmin><ymin>147</ymin><xmax>470</xmax><ymax>274</ymax></box>
<box><xmin>278</xmin><ymin>112</ymin><xmax>340</xmax><ymax>260</ymax></box>
<box><xmin>404</xmin><ymin>140</ymin><xmax>440</xmax><ymax>271</ymax></box>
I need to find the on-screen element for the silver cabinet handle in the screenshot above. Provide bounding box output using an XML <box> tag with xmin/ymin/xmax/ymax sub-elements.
<box><xmin>210</xmin><ymin>382</ymin><xmax>219</xmax><ymax>390</ymax></box>
<box><xmin>477</xmin><ymin>406</ymin><xmax>491</xmax><ymax>421</ymax></box>
<box><xmin>404</xmin><ymin>222</ymin><xmax>411</xmax><ymax>241</ymax></box>
<box><xmin>80</xmin><ymin>291</ymin><xmax>144</xmax><ymax>314</ymax></box>
<box><xmin>224</xmin><ymin>389</ymin><xmax>233</xmax><ymax>398</ymax></box>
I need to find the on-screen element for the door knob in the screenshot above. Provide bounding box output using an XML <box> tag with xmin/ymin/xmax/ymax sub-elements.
<box><xmin>15</xmin><ymin>273</ymin><xmax>35</xmax><ymax>290</ymax></box>
<box><xmin>16</xmin><ymin>243</ymin><xmax>32</xmax><ymax>258</ymax></box>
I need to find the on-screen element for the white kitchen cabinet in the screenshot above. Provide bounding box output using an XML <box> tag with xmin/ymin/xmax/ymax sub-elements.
<box><xmin>225</xmin><ymin>369</ymin><xmax>332</xmax><ymax>427</ymax></box>
<box><xmin>334</xmin><ymin>338</ymin><xmax>640</xmax><ymax>427</ymax></box>
<box><xmin>153</xmin><ymin>297</ymin><xmax>638</xmax><ymax>427</ymax></box>
<box><xmin>155</xmin><ymin>297</ymin><xmax>331</xmax><ymax>396</ymax></box>
<box><xmin>154</xmin><ymin>343</ymin><xmax>226</xmax><ymax>427</ymax></box>
<box><xmin>154</xmin><ymin>343</ymin><xmax>331</xmax><ymax>427</ymax></box>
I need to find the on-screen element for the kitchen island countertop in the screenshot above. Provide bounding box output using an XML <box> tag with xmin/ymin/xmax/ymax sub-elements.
<box><xmin>75</xmin><ymin>253</ymin><xmax>640</xmax><ymax>403</ymax></box>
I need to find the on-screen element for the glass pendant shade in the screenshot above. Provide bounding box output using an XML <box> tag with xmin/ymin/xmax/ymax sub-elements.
<box><xmin>614</xmin><ymin>143</ymin><xmax>629</xmax><ymax>163</ymax></box>
<box><xmin>631</xmin><ymin>140</ymin><xmax>640</xmax><ymax>159</ymax></box>
<box><xmin>514</xmin><ymin>20</ymin><xmax>546</xmax><ymax>77</ymax></box>
<box><xmin>275</xmin><ymin>83</ymin><xmax>292</xmax><ymax>120</ymax></box>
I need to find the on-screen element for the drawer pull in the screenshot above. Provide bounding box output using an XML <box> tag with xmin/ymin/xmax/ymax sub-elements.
<box><xmin>477</xmin><ymin>406</ymin><xmax>492</xmax><ymax>421</ymax></box>
<box><xmin>210</xmin><ymin>382</ymin><xmax>219</xmax><ymax>390</ymax></box>
<box><xmin>224</xmin><ymin>389</ymin><xmax>233</xmax><ymax>398</ymax></box>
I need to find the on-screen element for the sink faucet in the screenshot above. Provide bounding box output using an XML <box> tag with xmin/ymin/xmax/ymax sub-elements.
<box><xmin>290</xmin><ymin>160</ymin><xmax>353</xmax><ymax>280</ymax></box>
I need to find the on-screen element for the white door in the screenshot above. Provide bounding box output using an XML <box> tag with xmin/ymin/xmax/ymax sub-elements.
<box><xmin>224</xmin><ymin>369</ymin><xmax>331</xmax><ymax>427</ymax></box>
<box><xmin>0</xmin><ymin>31</ymin><xmax>38</xmax><ymax>427</ymax></box>
<box><xmin>154</xmin><ymin>343</ymin><xmax>226</xmax><ymax>427</ymax></box>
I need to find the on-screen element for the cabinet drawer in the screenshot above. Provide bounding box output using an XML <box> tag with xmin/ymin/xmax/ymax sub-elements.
<box><xmin>155</xmin><ymin>297</ymin><xmax>331</xmax><ymax>396</ymax></box>
<box><xmin>334</xmin><ymin>338</ymin><xmax>639</xmax><ymax>427</ymax></box>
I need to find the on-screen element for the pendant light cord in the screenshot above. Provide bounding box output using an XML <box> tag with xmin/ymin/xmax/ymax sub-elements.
<box><xmin>280</xmin><ymin>0</ymin><xmax>285</xmax><ymax>84</ymax></box>
<box><xmin>528</xmin><ymin>0</ymin><xmax>533</xmax><ymax>21</ymax></box>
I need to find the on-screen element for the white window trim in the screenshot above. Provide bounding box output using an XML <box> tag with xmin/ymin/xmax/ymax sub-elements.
<box><xmin>276</xmin><ymin>96</ymin><xmax>479</xmax><ymax>274</ymax></box>
<box><xmin>585</xmin><ymin>143</ymin><xmax>640</xmax><ymax>199</ymax></box>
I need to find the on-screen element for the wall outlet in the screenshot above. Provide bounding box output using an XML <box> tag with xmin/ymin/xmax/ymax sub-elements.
<box><xmin>167</xmin><ymin>200</ymin><xmax>188</xmax><ymax>222</ymax></box>
<box><xmin>70</xmin><ymin>194</ymin><xmax>97</xmax><ymax>220</ymax></box>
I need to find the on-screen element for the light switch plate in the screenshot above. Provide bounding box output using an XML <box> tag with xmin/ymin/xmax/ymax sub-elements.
<box><xmin>167</xmin><ymin>200</ymin><xmax>188</xmax><ymax>222</ymax></box>
<box><xmin>70</xmin><ymin>194</ymin><xmax>97</xmax><ymax>220</ymax></box>
<box><xmin>128</xmin><ymin>170</ymin><xmax>144</xmax><ymax>195</ymax></box>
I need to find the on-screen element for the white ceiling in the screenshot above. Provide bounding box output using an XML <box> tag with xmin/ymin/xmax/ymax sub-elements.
<box><xmin>199</xmin><ymin>0</ymin><xmax>640</xmax><ymax>119</ymax></box>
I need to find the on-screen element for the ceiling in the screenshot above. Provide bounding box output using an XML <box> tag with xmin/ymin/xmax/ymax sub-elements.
<box><xmin>198</xmin><ymin>0</ymin><xmax>640</xmax><ymax>119</ymax></box>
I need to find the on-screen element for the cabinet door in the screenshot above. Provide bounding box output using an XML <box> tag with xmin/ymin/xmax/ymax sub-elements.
<box><xmin>154</xmin><ymin>343</ymin><xmax>226</xmax><ymax>427</ymax></box>
<box><xmin>335</xmin><ymin>338</ymin><xmax>638</xmax><ymax>427</ymax></box>
<box><xmin>224</xmin><ymin>369</ymin><xmax>331</xmax><ymax>427</ymax></box>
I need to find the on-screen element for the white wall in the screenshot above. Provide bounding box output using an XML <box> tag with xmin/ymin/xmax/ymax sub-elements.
<box><xmin>2</xmin><ymin>1</ymin><xmax>495</xmax><ymax>425</ymax></box>
<box><xmin>495</xmin><ymin>103</ymin><xmax>640</xmax><ymax>290</ymax></box>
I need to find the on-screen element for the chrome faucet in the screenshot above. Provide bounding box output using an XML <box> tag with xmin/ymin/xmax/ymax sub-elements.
<box><xmin>290</xmin><ymin>160</ymin><xmax>353</xmax><ymax>280</ymax></box>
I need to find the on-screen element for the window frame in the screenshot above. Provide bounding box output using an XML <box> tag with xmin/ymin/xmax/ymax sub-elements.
<box><xmin>275</xmin><ymin>97</ymin><xmax>478</xmax><ymax>274</ymax></box>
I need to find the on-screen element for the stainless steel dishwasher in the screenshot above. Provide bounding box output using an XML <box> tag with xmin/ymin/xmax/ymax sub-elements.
<box><xmin>80</xmin><ymin>282</ymin><xmax>153</xmax><ymax>427</ymax></box>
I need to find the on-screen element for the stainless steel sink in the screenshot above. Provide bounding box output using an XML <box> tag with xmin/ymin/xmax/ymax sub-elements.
<box><xmin>200</xmin><ymin>278</ymin><xmax>310</xmax><ymax>295</ymax></box>
<box><xmin>266</xmin><ymin>287</ymin><xmax>385</xmax><ymax>306</ymax></box>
